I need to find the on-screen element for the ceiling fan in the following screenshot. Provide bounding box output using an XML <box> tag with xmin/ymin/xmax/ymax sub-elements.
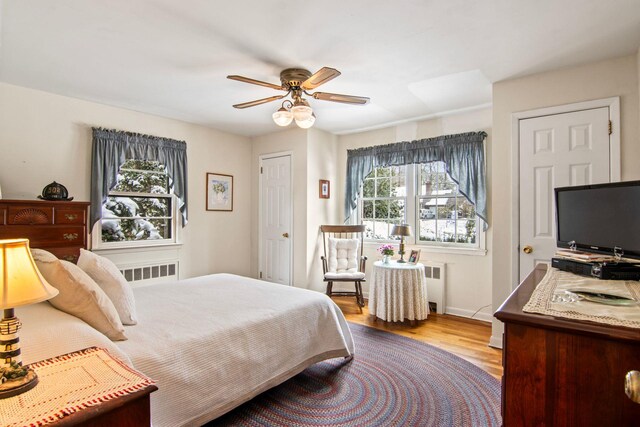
<box><xmin>227</xmin><ymin>67</ymin><xmax>370</xmax><ymax>128</ymax></box>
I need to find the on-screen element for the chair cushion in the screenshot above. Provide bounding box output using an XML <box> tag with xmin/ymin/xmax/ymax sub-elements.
<box><xmin>325</xmin><ymin>271</ymin><xmax>366</xmax><ymax>280</ymax></box>
<box><xmin>327</xmin><ymin>238</ymin><xmax>360</xmax><ymax>274</ymax></box>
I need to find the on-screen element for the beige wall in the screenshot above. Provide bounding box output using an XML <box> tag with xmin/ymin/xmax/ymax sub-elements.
<box><xmin>491</xmin><ymin>53</ymin><xmax>640</xmax><ymax>344</ymax></box>
<box><xmin>306</xmin><ymin>129</ymin><xmax>339</xmax><ymax>291</ymax></box>
<box><xmin>337</xmin><ymin>108</ymin><xmax>494</xmax><ymax>320</ymax></box>
<box><xmin>0</xmin><ymin>82</ymin><xmax>253</xmax><ymax>279</ymax></box>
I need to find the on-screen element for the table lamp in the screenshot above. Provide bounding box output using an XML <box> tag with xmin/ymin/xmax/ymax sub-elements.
<box><xmin>0</xmin><ymin>239</ymin><xmax>59</xmax><ymax>399</ymax></box>
<box><xmin>391</xmin><ymin>224</ymin><xmax>413</xmax><ymax>263</ymax></box>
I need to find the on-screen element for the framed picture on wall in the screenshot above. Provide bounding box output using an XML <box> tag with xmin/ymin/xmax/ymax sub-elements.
<box><xmin>206</xmin><ymin>173</ymin><xmax>233</xmax><ymax>211</ymax></box>
<box><xmin>319</xmin><ymin>179</ymin><xmax>330</xmax><ymax>199</ymax></box>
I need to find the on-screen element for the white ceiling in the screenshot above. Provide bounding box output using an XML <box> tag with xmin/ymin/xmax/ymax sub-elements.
<box><xmin>1</xmin><ymin>0</ymin><xmax>639</xmax><ymax>137</ymax></box>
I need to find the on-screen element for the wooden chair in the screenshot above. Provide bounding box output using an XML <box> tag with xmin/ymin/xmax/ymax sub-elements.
<box><xmin>320</xmin><ymin>225</ymin><xmax>367</xmax><ymax>307</ymax></box>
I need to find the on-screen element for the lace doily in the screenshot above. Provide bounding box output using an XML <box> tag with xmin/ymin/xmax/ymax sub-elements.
<box><xmin>523</xmin><ymin>267</ymin><xmax>640</xmax><ymax>328</ymax></box>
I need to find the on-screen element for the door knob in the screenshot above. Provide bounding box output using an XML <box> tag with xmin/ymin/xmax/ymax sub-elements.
<box><xmin>282</xmin><ymin>232</ymin><xmax>289</xmax><ymax>238</ymax></box>
<box><xmin>523</xmin><ymin>245</ymin><xmax>533</xmax><ymax>254</ymax></box>
<box><xmin>625</xmin><ymin>370</ymin><xmax>640</xmax><ymax>404</ymax></box>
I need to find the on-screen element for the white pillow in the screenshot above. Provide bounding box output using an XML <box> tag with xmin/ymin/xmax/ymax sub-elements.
<box><xmin>327</xmin><ymin>238</ymin><xmax>360</xmax><ymax>273</ymax></box>
<box><xmin>32</xmin><ymin>250</ymin><xmax>126</xmax><ymax>341</ymax></box>
<box><xmin>77</xmin><ymin>249</ymin><xmax>138</xmax><ymax>325</ymax></box>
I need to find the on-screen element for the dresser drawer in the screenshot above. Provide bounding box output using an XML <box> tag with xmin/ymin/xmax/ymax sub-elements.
<box><xmin>54</xmin><ymin>207</ymin><xmax>87</xmax><ymax>225</ymax></box>
<box><xmin>6</xmin><ymin>205</ymin><xmax>54</xmax><ymax>225</ymax></box>
<box><xmin>0</xmin><ymin>200</ymin><xmax>90</xmax><ymax>259</ymax></box>
<box><xmin>0</xmin><ymin>225</ymin><xmax>86</xmax><ymax>247</ymax></box>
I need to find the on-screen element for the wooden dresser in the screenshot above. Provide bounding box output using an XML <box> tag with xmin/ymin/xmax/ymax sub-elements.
<box><xmin>0</xmin><ymin>199</ymin><xmax>90</xmax><ymax>263</ymax></box>
<box><xmin>495</xmin><ymin>264</ymin><xmax>640</xmax><ymax>426</ymax></box>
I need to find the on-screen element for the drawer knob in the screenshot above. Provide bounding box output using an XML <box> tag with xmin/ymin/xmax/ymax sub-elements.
<box><xmin>63</xmin><ymin>233</ymin><xmax>79</xmax><ymax>241</ymax></box>
<box><xmin>64</xmin><ymin>214</ymin><xmax>78</xmax><ymax>221</ymax></box>
<box><xmin>625</xmin><ymin>370</ymin><xmax>640</xmax><ymax>404</ymax></box>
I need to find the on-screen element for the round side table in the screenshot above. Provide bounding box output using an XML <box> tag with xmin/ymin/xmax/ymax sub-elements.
<box><xmin>368</xmin><ymin>260</ymin><xmax>429</xmax><ymax>322</ymax></box>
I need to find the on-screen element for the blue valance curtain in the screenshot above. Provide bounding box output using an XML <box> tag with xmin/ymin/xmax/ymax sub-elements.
<box><xmin>90</xmin><ymin>128</ymin><xmax>188</xmax><ymax>229</ymax></box>
<box><xmin>345</xmin><ymin>131</ymin><xmax>488</xmax><ymax>228</ymax></box>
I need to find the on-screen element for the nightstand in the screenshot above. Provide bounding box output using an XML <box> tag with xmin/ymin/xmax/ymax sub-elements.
<box><xmin>0</xmin><ymin>347</ymin><xmax>157</xmax><ymax>427</ymax></box>
<box><xmin>369</xmin><ymin>260</ymin><xmax>429</xmax><ymax>322</ymax></box>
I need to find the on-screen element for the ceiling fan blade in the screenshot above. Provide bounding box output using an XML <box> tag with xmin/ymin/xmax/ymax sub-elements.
<box><xmin>301</xmin><ymin>67</ymin><xmax>341</xmax><ymax>90</ymax></box>
<box><xmin>227</xmin><ymin>75</ymin><xmax>284</xmax><ymax>91</ymax></box>
<box><xmin>232</xmin><ymin>94</ymin><xmax>287</xmax><ymax>109</ymax></box>
<box><xmin>312</xmin><ymin>91</ymin><xmax>370</xmax><ymax>105</ymax></box>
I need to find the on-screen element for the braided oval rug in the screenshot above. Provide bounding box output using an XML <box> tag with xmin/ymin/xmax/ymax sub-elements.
<box><xmin>208</xmin><ymin>322</ymin><xmax>501</xmax><ymax>427</ymax></box>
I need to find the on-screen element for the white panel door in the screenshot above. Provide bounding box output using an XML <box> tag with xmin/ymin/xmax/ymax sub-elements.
<box><xmin>519</xmin><ymin>107</ymin><xmax>610</xmax><ymax>280</ymax></box>
<box><xmin>260</xmin><ymin>155</ymin><xmax>292</xmax><ymax>286</ymax></box>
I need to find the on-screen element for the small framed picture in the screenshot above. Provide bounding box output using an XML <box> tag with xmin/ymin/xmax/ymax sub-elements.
<box><xmin>319</xmin><ymin>179</ymin><xmax>330</xmax><ymax>199</ymax></box>
<box><xmin>408</xmin><ymin>249</ymin><xmax>421</xmax><ymax>263</ymax></box>
<box><xmin>206</xmin><ymin>173</ymin><xmax>233</xmax><ymax>211</ymax></box>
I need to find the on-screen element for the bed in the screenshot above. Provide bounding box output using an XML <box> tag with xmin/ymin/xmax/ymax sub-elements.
<box><xmin>17</xmin><ymin>272</ymin><xmax>355</xmax><ymax>426</ymax></box>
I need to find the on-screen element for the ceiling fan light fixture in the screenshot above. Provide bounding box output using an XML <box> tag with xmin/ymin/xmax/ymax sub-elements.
<box><xmin>291</xmin><ymin>105</ymin><xmax>313</xmax><ymax>121</ymax></box>
<box><xmin>273</xmin><ymin>100</ymin><xmax>294</xmax><ymax>126</ymax></box>
<box><xmin>291</xmin><ymin>98</ymin><xmax>313</xmax><ymax>121</ymax></box>
<box><xmin>295</xmin><ymin>112</ymin><xmax>316</xmax><ymax>129</ymax></box>
<box><xmin>272</xmin><ymin>107</ymin><xmax>293</xmax><ymax>127</ymax></box>
<box><xmin>228</xmin><ymin>66</ymin><xmax>369</xmax><ymax>129</ymax></box>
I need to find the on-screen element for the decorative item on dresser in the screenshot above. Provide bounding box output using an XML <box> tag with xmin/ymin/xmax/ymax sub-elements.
<box><xmin>495</xmin><ymin>264</ymin><xmax>640</xmax><ymax>426</ymax></box>
<box><xmin>0</xmin><ymin>200</ymin><xmax>90</xmax><ymax>263</ymax></box>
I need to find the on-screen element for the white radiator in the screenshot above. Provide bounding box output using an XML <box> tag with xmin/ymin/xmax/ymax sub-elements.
<box><xmin>423</xmin><ymin>261</ymin><xmax>446</xmax><ymax>314</ymax></box>
<box><xmin>118</xmin><ymin>260</ymin><xmax>179</xmax><ymax>287</ymax></box>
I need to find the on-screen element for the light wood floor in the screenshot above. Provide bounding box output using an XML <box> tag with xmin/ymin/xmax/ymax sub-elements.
<box><xmin>333</xmin><ymin>296</ymin><xmax>503</xmax><ymax>379</ymax></box>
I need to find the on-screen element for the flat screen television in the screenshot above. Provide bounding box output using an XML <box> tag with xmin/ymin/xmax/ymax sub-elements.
<box><xmin>555</xmin><ymin>180</ymin><xmax>640</xmax><ymax>261</ymax></box>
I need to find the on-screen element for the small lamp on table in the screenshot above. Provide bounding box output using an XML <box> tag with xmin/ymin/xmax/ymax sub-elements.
<box><xmin>0</xmin><ymin>239</ymin><xmax>59</xmax><ymax>399</ymax></box>
<box><xmin>391</xmin><ymin>224</ymin><xmax>413</xmax><ymax>263</ymax></box>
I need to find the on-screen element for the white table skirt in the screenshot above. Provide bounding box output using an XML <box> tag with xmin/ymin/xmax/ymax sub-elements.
<box><xmin>369</xmin><ymin>261</ymin><xmax>429</xmax><ymax>322</ymax></box>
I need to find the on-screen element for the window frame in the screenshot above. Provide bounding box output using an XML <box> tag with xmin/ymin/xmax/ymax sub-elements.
<box><xmin>357</xmin><ymin>163</ymin><xmax>486</xmax><ymax>255</ymax></box>
<box><xmin>359</xmin><ymin>166</ymin><xmax>408</xmax><ymax>242</ymax></box>
<box><xmin>92</xmin><ymin>162</ymin><xmax>181</xmax><ymax>250</ymax></box>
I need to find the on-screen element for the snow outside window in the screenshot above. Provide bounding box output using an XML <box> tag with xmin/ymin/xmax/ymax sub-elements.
<box><xmin>99</xmin><ymin>159</ymin><xmax>176</xmax><ymax>246</ymax></box>
<box><xmin>417</xmin><ymin>162</ymin><xmax>478</xmax><ymax>246</ymax></box>
<box><xmin>360</xmin><ymin>166</ymin><xmax>406</xmax><ymax>240</ymax></box>
<box><xmin>358</xmin><ymin>163</ymin><xmax>480</xmax><ymax>249</ymax></box>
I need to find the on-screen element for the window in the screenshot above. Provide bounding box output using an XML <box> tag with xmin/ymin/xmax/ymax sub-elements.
<box><xmin>358</xmin><ymin>162</ymin><xmax>481</xmax><ymax>249</ymax></box>
<box><xmin>361</xmin><ymin>166</ymin><xmax>406</xmax><ymax>240</ymax></box>
<box><xmin>99</xmin><ymin>160</ymin><xmax>176</xmax><ymax>246</ymax></box>
<box><xmin>417</xmin><ymin>162</ymin><xmax>477</xmax><ymax>244</ymax></box>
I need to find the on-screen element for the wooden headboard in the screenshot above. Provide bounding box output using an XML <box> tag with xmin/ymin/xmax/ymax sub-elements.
<box><xmin>0</xmin><ymin>199</ymin><xmax>91</xmax><ymax>263</ymax></box>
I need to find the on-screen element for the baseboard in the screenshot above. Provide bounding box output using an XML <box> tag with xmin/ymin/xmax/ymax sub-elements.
<box><xmin>333</xmin><ymin>286</ymin><xmax>493</xmax><ymax>324</ymax></box>
<box><xmin>489</xmin><ymin>334</ymin><xmax>503</xmax><ymax>349</ymax></box>
<box><xmin>444</xmin><ymin>306</ymin><xmax>493</xmax><ymax>323</ymax></box>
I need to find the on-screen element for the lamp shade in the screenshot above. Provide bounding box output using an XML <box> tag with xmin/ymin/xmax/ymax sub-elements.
<box><xmin>272</xmin><ymin>108</ymin><xmax>293</xmax><ymax>126</ymax></box>
<box><xmin>0</xmin><ymin>239</ymin><xmax>58</xmax><ymax>309</ymax></box>
<box><xmin>295</xmin><ymin>112</ymin><xmax>316</xmax><ymax>129</ymax></box>
<box><xmin>390</xmin><ymin>224</ymin><xmax>413</xmax><ymax>237</ymax></box>
<box><xmin>291</xmin><ymin>105</ymin><xmax>312</xmax><ymax>121</ymax></box>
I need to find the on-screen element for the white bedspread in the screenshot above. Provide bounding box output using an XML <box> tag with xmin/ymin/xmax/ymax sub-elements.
<box><xmin>17</xmin><ymin>274</ymin><xmax>354</xmax><ymax>427</ymax></box>
<box><xmin>18</xmin><ymin>302</ymin><xmax>132</xmax><ymax>366</ymax></box>
<box><xmin>117</xmin><ymin>273</ymin><xmax>354</xmax><ymax>427</ymax></box>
